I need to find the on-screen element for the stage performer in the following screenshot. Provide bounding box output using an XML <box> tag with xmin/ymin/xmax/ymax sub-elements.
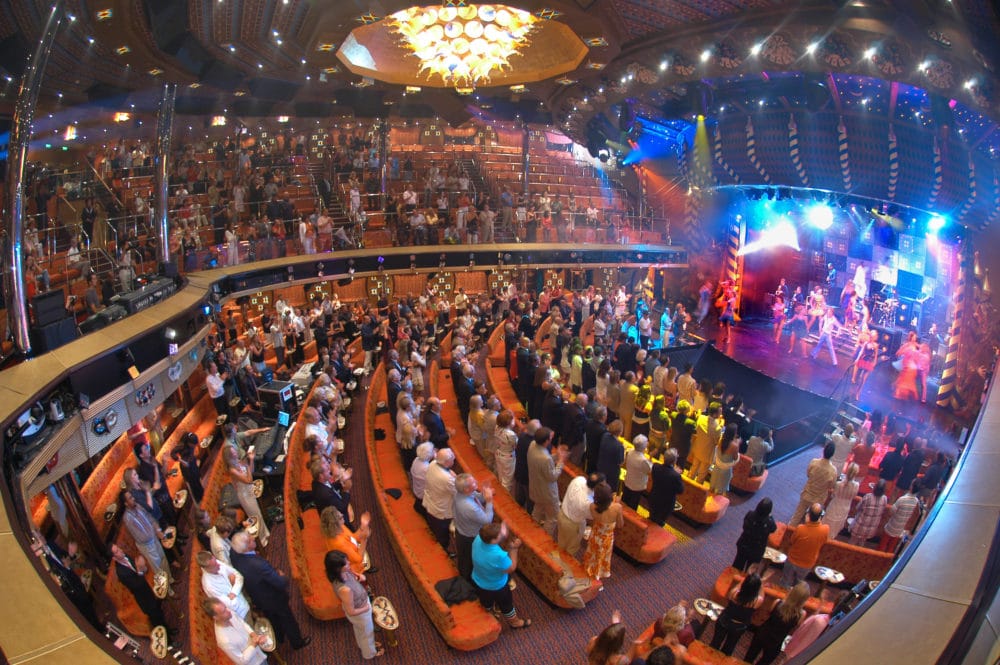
<box><xmin>851</xmin><ymin>330</ymin><xmax>879</xmax><ymax>399</ymax></box>
<box><xmin>658</xmin><ymin>304</ymin><xmax>672</xmax><ymax>349</ymax></box>
<box><xmin>696</xmin><ymin>280</ymin><xmax>713</xmax><ymax>325</ymax></box>
<box><xmin>772</xmin><ymin>295</ymin><xmax>786</xmax><ymax>343</ymax></box>
<box><xmin>810</xmin><ymin>308</ymin><xmax>841</xmax><ymax>366</ymax></box>
<box><xmin>853</xmin><ymin>265</ymin><xmax>868</xmax><ymax>300</ymax></box>
<box><xmin>806</xmin><ymin>286</ymin><xmax>826</xmax><ymax>333</ymax></box>
<box><xmin>785</xmin><ymin>304</ymin><xmax>809</xmax><ymax>357</ymax></box>
<box><xmin>719</xmin><ymin>290</ymin><xmax>737</xmax><ymax>344</ymax></box>
<box><xmin>893</xmin><ymin>332</ymin><xmax>921</xmax><ymax>401</ymax></box>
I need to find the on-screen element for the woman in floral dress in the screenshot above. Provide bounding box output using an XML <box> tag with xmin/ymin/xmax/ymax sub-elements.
<box><xmin>583</xmin><ymin>483</ymin><xmax>624</xmax><ymax>584</ymax></box>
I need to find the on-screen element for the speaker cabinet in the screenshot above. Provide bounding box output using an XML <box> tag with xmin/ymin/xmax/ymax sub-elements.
<box><xmin>30</xmin><ymin>317</ymin><xmax>79</xmax><ymax>353</ymax></box>
<box><xmin>33</xmin><ymin>289</ymin><xmax>67</xmax><ymax>327</ymax></box>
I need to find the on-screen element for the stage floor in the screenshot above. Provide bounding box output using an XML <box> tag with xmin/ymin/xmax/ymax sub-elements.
<box><xmin>688</xmin><ymin>316</ymin><xmax>964</xmax><ymax>453</ymax></box>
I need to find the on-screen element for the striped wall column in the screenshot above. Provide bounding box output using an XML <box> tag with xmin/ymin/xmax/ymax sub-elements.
<box><xmin>713</xmin><ymin>125</ymin><xmax>740</xmax><ymax>184</ymax></box>
<box><xmin>928</xmin><ymin>136</ymin><xmax>943</xmax><ymax>208</ymax></box>
<box><xmin>745</xmin><ymin>117</ymin><xmax>772</xmax><ymax>184</ymax></box>
<box><xmin>723</xmin><ymin>215</ymin><xmax>747</xmax><ymax>319</ymax></box>
<box><xmin>837</xmin><ymin>117</ymin><xmax>852</xmax><ymax>191</ymax></box>
<box><xmin>989</xmin><ymin>169</ymin><xmax>1000</xmax><ymax>226</ymax></box>
<box><xmin>887</xmin><ymin>125</ymin><xmax>899</xmax><ymax>201</ymax></box>
<box><xmin>789</xmin><ymin>114</ymin><xmax>809</xmax><ymax>186</ymax></box>
<box><xmin>956</xmin><ymin>152</ymin><xmax>978</xmax><ymax>225</ymax></box>
<box><xmin>936</xmin><ymin>243</ymin><xmax>970</xmax><ymax>407</ymax></box>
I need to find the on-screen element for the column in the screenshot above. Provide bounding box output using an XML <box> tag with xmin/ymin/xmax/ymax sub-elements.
<box><xmin>378</xmin><ymin>118</ymin><xmax>389</xmax><ymax>211</ymax></box>
<box><xmin>3</xmin><ymin>1</ymin><xmax>65</xmax><ymax>356</ymax></box>
<box><xmin>153</xmin><ymin>83</ymin><xmax>177</xmax><ymax>267</ymax></box>
<box><xmin>521</xmin><ymin>123</ymin><xmax>530</xmax><ymax>196</ymax></box>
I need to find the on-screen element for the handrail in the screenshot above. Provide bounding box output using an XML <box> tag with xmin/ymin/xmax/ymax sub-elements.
<box><xmin>83</xmin><ymin>158</ymin><xmax>125</xmax><ymax>211</ymax></box>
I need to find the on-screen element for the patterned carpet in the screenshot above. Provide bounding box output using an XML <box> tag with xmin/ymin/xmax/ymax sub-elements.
<box><xmin>247</xmin><ymin>374</ymin><xmax>816</xmax><ymax>665</ymax></box>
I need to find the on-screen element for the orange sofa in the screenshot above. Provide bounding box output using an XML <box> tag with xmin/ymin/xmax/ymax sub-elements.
<box><xmin>487</xmin><ymin>323</ymin><xmax>506</xmax><ymax>367</ymax></box>
<box><xmin>710</xmin><ymin>567</ymin><xmax>834</xmax><ymax>625</ymax></box>
<box><xmin>486</xmin><ymin>364</ymin><xmax>526</xmax><ymax>420</ymax></box>
<box><xmin>677</xmin><ymin>475</ymin><xmax>730</xmax><ymax>526</ymax></box>
<box><xmin>766</xmin><ymin>522</ymin><xmax>894</xmax><ymax>584</ymax></box>
<box><xmin>730</xmin><ymin>455</ymin><xmax>768</xmax><ymax>494</ymax></box>
<box><xmin>632</xmin><ymin>620</ymin><xmax>750</xmax><ymax>665</ymax></box>
<box><xmin>366</xmin><ymin>366</ymin><xmax>501</xmax><ymax>650</ymax></box>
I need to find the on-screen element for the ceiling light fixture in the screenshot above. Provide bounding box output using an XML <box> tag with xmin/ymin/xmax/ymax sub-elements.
<box><xmin>389</xmin><ymin>4</ymin><xmax>539</xmax><ymax>89</ymax></box>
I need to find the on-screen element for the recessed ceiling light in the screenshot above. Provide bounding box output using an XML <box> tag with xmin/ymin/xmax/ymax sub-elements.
<box><xmin>806</xmin><ymin>41</ymin><xmax>819</xmax><ymax>54</ymax></box>
<box><xmin>750</xmin><ymin>42</ymin><xmax>763</xmax><ymax>56</ymax></box>
<box><xmin>317</xmin><ymin>43</ymin><xmax>335</xmax><ymax>52</ymax></box>
<box><xmin>115</xmin><ymin>45</ymin><xmax>131</xmax><ymax>55</ymax></box>
<box><xmin>700</xmin><ymin>49</ymin><xmax>711</xmax><ymax>62</ymax></box>
<box><xmin>863</xmin><ymin>47</ymin><xmax>876</xmax><ymax>59</ymax></box>
<box><xmin>96</xmin><ymin>8</ymin><xmax>113</xmax><ymax>21</ymax></box>
<box><xmin>149</xmin><ymin>68</ymin><xmax>163</xmax><ymax>76</ymax></box>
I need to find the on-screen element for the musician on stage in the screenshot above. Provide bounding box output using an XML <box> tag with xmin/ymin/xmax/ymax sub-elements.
<box><xmin>775</xmin><ymin>278</ymin><xmax>790</xmax><ymax>305</ymax></box>
<box><xmin>826</xmin><ymin>263</ymin><xmax>837</xmax><ymax>287</ymax></box>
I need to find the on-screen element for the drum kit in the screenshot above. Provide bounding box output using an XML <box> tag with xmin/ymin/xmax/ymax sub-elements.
<box><xmin>872</xmin><ymin>297</ymin><xmax>898</xmax><ymax>327</ymax></box>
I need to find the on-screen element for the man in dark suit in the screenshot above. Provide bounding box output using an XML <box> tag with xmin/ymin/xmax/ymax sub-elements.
<box><xmin>540</xmin><ymin>383</ymin><xmax>565</xmax><ymax>447</ymax></box>
<box><xmin>311</xmin><ymin>462</ymin><xmax>353</xmax><ymax>528</ymax></box>
<box><xmin>386</xmin><ymin>369</ymin><xmax>403</xmax><ymax>425</ymax></box>
<box><xmin>562</xmin><ymin>393</ymin><xmax>588</xmax><ymax>467</ymax></box>
<box><xmin>229</xmin><ymin>532</ymin><xmax>311</xmax><ymax>650</ymax></box>
<box><xmin>648</xmin><ymin>449</ymin><xmax>685</xmax><ymax>527</ymax></box>
<box><xmin>455</xmin><ymin>364</ymin><xmax>476</xmax><ymax>425</ymax></box>
<box><xmin>110</xmin><ymin>543</ymin><xmax>173</xmax><ymax>637</ymax></box>
<box><xmin>584</xmin><ymin>405</ymin><xmax>609</xmax><ymax>475</ymax></box>
<box><xmin>515</xmin><ymin>339</ymin><xmax>533</xmax><ymax>404</ymax></box>
<box><xmin>422</xmin><ymin>397</ymin><xmax>452</xmax><ymax>448</ymax></box>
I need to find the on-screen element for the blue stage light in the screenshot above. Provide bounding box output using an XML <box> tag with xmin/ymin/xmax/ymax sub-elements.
<box><xmin>928</xmin><ymin>214</ymin><xmax>947</xmax><ymax>234</ymax></box>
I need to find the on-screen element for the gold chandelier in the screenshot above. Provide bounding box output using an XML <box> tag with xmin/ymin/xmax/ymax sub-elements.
<box><xmin>389</xmin><ymin>4</ymin><xmax>539</xmax><ymax>89</ymax></box>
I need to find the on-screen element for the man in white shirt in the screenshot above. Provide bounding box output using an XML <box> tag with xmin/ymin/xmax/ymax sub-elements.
<box><xmin>198</xmin><ymin>551</ymin><xmax>251</xmax><ymax>621</ymax></box>
<box><xmin>829</xmin><ymin>423</ymin><xmax>855</xmax><ymax>475</ymax></box>
<box><xmin>558</xmin><ymin>472</ymin><xmax>602</xmax><ymax>556</ymax></box>
<box><xmin>204</xmin><ymin>598</ymin><xmax>268</xmax><ymax>665</ymax></box>
<box><xmin>303</xmin><ymin>407</ymin><xmax>334</xmax><ymax>457</ymax></box>
<box><xmin>206</xmin><ymin>361</ymin><xmax>232</xmax><ymax>422</ymax></box>
<box><xmin>422</xmin><ymin>448</ymin><xmax>457</xmax><ymax>550</ymax></box>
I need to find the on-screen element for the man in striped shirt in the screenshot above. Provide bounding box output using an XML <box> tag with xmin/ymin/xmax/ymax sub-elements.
<box><xmin>879</xmin><ymin>480</ymin><xmax>923</xmax><ymax>553</ymax></box>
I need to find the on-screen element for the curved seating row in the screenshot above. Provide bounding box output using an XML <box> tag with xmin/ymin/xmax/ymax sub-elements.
<box><xmin>189</xmin><ymin>438</ymin><xmax>247</xmax><ymax>665</ymax></box>
<box><xmin>766</xmin><ymin>522</ymin><xmax>894</xmax><ymax>585</ymax></box>
<box><xmin>483</xmin><ymin>324</ymin><xmax>675</xmax><ymax>564</ymax></box>
<box><xmin>282</xmin><ymin>379</ymin><xmax>346</xmax><ymax>620</ymax></box>
<box><xmin>710</xmin><ymin>567</ymin><xmax>834</xmax><ymax>626</ymax></box>
<box><xmin>434</xmin><ymin>363</ymin><xmax>601</xmax><ymax>608</ymax></box>
<box><xmin>486</xmin><ymin>324</ymin><xmax>506</xmax><ymax>367</ymax></box>
<box><xmin>364</xmin><ymin>365</ymin><xmax>502</xmax><ymax>650</ymax></box>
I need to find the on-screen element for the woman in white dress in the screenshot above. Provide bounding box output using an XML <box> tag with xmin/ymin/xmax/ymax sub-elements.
<box><xmin>825</xmin><ymin>463</ymin><xmax>860</xmax><ymax>540</ymax></box>
<box><xmin>224</xmin><ymin>222</ymin><xmax>240</xmax><ymax>266</ymax></box>
<box><xmin>493</xmin><ymin>410</ymin><xmax>518</xmax><ymax>493</ymax></box>
<box><xmin>225</xmin><ymin>445</ymin><xmax>270</xmax><ymax>547</ymax></box>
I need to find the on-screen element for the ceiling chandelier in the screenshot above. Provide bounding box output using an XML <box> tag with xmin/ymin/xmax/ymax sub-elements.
<box><xmin>389</xmin><ymin>4</ymin><xmax>539</xmax><ymax>89</ymax></box>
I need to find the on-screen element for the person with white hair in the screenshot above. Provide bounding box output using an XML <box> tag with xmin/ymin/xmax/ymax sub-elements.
<box><xmin>622</xmin><ymin>434</ymin><xmax>653</xmax><ymax>510</ymax></box>
<box><xmin>410</xmin><ymin>441</ymin><xmax>436</xmax><ymax>516</ymax></box>
<box><xmin>423</xmin><ymin>448</ymin><xmax>457</xmax><ymax>550</ymax></box>
<box><xmin>453</xmin><ymin>473</ymin><xmax>495</xmax><ymax>580</ymax></box>
<box><xmin>197</xmin><ymin>550</ymin><xmax>250</xmax><ymax>621</ymax></box>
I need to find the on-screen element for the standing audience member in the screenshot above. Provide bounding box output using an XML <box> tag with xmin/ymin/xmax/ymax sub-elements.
<box><xmin>583</xmin><ymin>483</ymin><xmax>624</xmax><ymax>585</ymax></box>
<box><xmin>325</xmin><ymin>550</ymin><xmax>384</xmax><ymax>659</ymax></box>
<box><xmin>203</xmin><ymin>598</ymin><xmax>268</xmax><ymax>665</ymax></box>
<box><xmin>452</xmin><ymin>474</ymin><xmax>495</xmax><ymax>581</ymax></box>
<box><xmin>732</xmin><ymin>498</ymin><xmax>777</xmax><ymax>572</ymax></box>
<box><xmin>850</xmin><ymin>479</ymin><xmax>889</xmax><ymax>546</ymax></box>
<box><xmin>879</xmin><ymin>480</ymin><xmax>922</xmax><ymax>553</ymax></box>
<box><xmin>710</xmin><ymin>573</ymin><xmax>764</xmax><ymax>656</ymax></box>
<box><xmin>788</xmin><ymin>443</ymin><xmax>837</xmax><ymax>526</ymax></box>
<box><xmin>423</xmin><ymin>448</ymin><xmax>458</xmax><ymax>550</ymax></box>
<box><xmin>471</xmin><ymin>522</ymin><xmax>531</xmax><ymax>629</ymax></box>
<box><xmin>781</xmin><ymin>504</ymin><xmax>829</xmax><ymax>587</ymax></box>
<box><xmin>558</xmin><ymin>472</ymin><xmax>602</xmax><ymax>557</ymax></box>
<box><xmin>743</xmin><ymin>581</ymin><xmax>810</xmax><ymax>665</ymax></box>
<box><xmin>647</xmin><ymin>449</ymin><xmax>685</xmax><ymax>526</ymax></box>
<box><xmin>622</xmin><ymin>435</ymin><xmax>653</xmax><ymax>510</ymax></box>
<box><xmin>825</xmin><ymin>464</ymin><xmax>861</xmax><ymax>539</ymax></box>
<box><xmin>229</xmin><ymin>531</ymin><xmax>311</xmax><ymax>650</ymax></box>
<box><xmin>527</xmin><ymin>427</ymin><xmax>567</xmax><ymax>537</ymax></box>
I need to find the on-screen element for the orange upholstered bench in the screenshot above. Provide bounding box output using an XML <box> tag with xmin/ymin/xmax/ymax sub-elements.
<box><xmin>767</xmin><ymin>523</ymin><xmax>894</xmax><ymax>584</ymax></box>
<box><xmin>105</xmin><ymin>536</ymin><xmax>154</xmax><ymax>637</ymax></box>
<box><xmin>365</xmin><ymin>366</ymin><xmax>501</xmax><ymax>650</ymax></box>
<box><xmin>710</xmin><ymin>567</ymin><xmax>833</xmax><ymax>626</ymax></box>
<box><xmin>487</xmin><ymin>324</ymin><xmax>506</xmax><ymax>367</ymax></box>
<box><xmin>676</xmin><ymin>475</ymin><xmax>730</xmax><ymax>526</ymax></box>
<box><xmin>281</xmin><ymin>379</ymin><xmax>345</xmax><ymax>621</ymax></box>
<box><xmin>632</xmin><ymin>621</ymin><xmax>750</xmax><ymax>665</ymax></box>
<box><xmin>730</xmin><ymin>455</ymin><xmax>768</xmax><ymax>494</ymax></box>
<box><xmin>486</xmin><ymin>365</ymin><xmax>526</xmax><ymax>420</ymax></box>
<box><xmin>435</xmin><ymin>365</ymin><xmax>601</xmax><ymax>608</ymax></box>
<box><xmin>557</xmin><ymin>463</ymin><xmax>676</xmax><ymax>565</ymax></box>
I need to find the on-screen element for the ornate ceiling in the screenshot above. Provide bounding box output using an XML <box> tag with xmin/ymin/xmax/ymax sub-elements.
<box><xmin>1</xmin><ymin>1</ymin><xmax>999</xmax><ymax>226</ymax></box>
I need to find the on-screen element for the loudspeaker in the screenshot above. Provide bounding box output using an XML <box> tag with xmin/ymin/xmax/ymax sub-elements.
<box><xmin>871</xmin><ymin>325</ymin><xmax>902</xmax><ymax>357</ymax></box>
<box><xmin>895</xmin><ymin>298</ymin><xmax>922</xmax><ymax>330</ymax></box>
<box><xmin>33</xmin><ymin>289</ymin><xmax>68</xmax><ymax>327</ymax></box>
<box><xmin>30</xmin><ymin>318</ymin><xmax>79</xmax><ymax>353</ymax></box>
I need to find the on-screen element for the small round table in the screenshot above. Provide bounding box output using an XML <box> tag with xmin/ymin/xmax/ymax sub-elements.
<box><xmin>152</xmin><ymin>571</ymin><xmax>169</xmax><ymax>600</ymax></box>
<box><xmin>150</xmin><ymin>625</ymin><xmax>169</xmax><ymax>659</ymax></box>
<box><xmin>692</xmin><ymin>597</ymin><xmax>724</xmax><ymax>639</ymax></box>
<box><xmin>372</xmin><ymin>596</ymin><xmax>399</xmax><ymax>647</ymax></box>
<box><xmin>253</xmin><ymin>617</ymin><xmax>276</xmax><ymax>653</ymax></box>
<box><xmin>814</xmin><ymin>565</ymin><xmax>844</xmax><ymax>598</ymax></box>
<box><xmin>760</xmin><ymin>546</ymin><xmax>787</xmax><ymax>577</ymax></box>
<box><xmin>161</xmin><ymin>526</ymin><xmax>177</xmax><ymax>550</ymax></box>
<box><xmin>172</xmin><ymin>488</ymin><xmax>188</xmax><ymax>510</ymax></box>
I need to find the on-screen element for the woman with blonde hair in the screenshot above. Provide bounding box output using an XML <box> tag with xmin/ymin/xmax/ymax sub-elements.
<box><xmin>743</xmin><ymin>581</ymin><xmax>810</xmax><ymax>664</ymax></box>
<box><xmin>825</xmin><ymin>463</ymin><xmax>860</xmax><ymax>539</ymax></box>
<box><xmin>224</xmin><ymin>444</ymin><xmax>269</xmax><ymax>547</ymax></box>
<box><xmin>320</xmin><ymin>507</ymin><xmax>372</xmax><ymax>577</ymax></box>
